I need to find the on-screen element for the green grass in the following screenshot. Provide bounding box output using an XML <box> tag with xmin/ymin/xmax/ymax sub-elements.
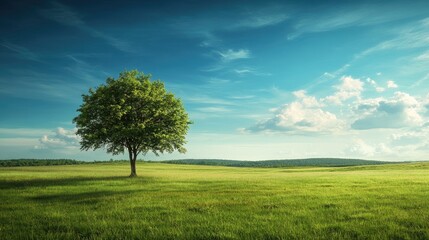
<box><xmin>1</xmin><ymin>162</ymin><xmax>428</xmax><ymax>239</ymax></box>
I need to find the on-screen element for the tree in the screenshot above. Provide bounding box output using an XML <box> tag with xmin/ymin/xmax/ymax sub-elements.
<box><xmin>73</xmin><ymin>70</ymin><xmax>191</xmax><ymax>177</ymax></box>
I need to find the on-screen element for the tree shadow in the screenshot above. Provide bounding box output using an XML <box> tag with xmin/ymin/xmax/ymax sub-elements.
<box><xmin>0</xmin><ymin>175</ymin><xmax>153</xmax><ymax>190</ymax></box>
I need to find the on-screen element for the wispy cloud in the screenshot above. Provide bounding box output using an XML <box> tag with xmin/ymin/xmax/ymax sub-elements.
<box><xmin>170</xmin><ymin>4</ymin><xmax>289</xmax><ymax>46</ymax></box>
<box><xmin>229</xmin><ymin>95</ymin><xmax>255</xmax><ymax>100</ymax></box>
<box><xmin>288</xmin><ymin>2</ymin><xmax>429</xmax><ymax>39</ymax></box>
<box><xmin>195</xmin><ymin>107</ymin><xmax>231</xmax><ymax>113</ymax></box>
<box><xmin>39</xmin><ymin>2</ymin><xmax>130</xmax><ymax>52</ymax></box>
<box><xmin>217</xmin><ymin>49</ymin><xmax>250</xmax><ymax>61</ymax></box>
<box><xmin>230</xmin><ymin>7</ymin><xmax>289</xmax><ymax>30</ymax></box>
<box><xmin>357</xmin><ymin>18</ymin><xmax>429</xmax><ymax>58</ymax></box>
<box><xmin>0</xmin><ymin>128</ymin><xmax>51</xmax><ymax>137</ymax></box>
<box><xmin>202</xmin><ymin>49</ymin><xmax>252</xmax><ymax>73</ymax></box>
<box><xmin>65</xmin><ymin>55</ymin><xmax>110</xmax><ymax>85</ymax></box>
<box><xmin>0</xmin><ymin>69</ymin><xmax>87</xmax><ymax>102</ymax></box>
<box><xmin>0</xmin><ymin>41</ymin><xmax>42</xmax><ymax>62</ymax></box>
<box><xmin>415</xmin><ymin>51</ymin><xmax>429</xmax><ymax>61</ymax></box>
<box><xmin>234</xmin><ymin>67</ymin><xmax>271</xmax><ymax>76</ymax></box>
<box><xmin>411</xmin><ymin>73</ymin><xmax>429</xmax><ymax>88</ymax></box>
<box><xmin>305</xmin><ymin>64</ymin><xmax>350</xmax><ymax>91</ymax></box>
<box><xmin>186</xmin><ymin>96</ymin><xmax>236</xmax><ymax>106</ymax></box>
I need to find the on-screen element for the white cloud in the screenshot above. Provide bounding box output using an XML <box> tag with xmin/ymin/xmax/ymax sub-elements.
<box><xmin>387</xmin><ymin>80</ymin><xmax>398</xmax><ymax>88</ymax></box>
<box><xmin>195</xmin><ymin>107</ymin><xmax>231</xmax><ymax>113</ymax></box>
<box><xmin>246</xmin><ymin>90</ymin><xmax>342</xmax><ymax>133</ymax></box>
<box><xmin>346</xmin><ymin>139</ymin><xmax>376</xmax><ymax>156</ymax></box>
<box><xmin>366</xmin><ymin>77</ymin><xmax>376</xmax><ymax>85</ymax></box>
<box><xmin>293</xmin><ymin>90</ymin><xmax>322</xmax><ymax>108</ymax></box>
<box><xmin>186</xmin><ymin>96</ymin><xmax>235</xmax><ymax>105</ymax></box>
<box><xmin>232</xmin><ymin>10</ymin><xmax>288</xmax><ymax>29</ymax></box>
<box><xmin>345</xmin><ymin>139</ymin><xmax>393</xmax><ymax>158</ymax></box>
<box><xmin>307</xmin><ymin>64</ymin><xmax>350</xmax><ymax>91</ymax></box>
<box><xmin>324</xmin><ymin>76</ymin><xmax>364</xmax><ymax>104</ymax></box>
<box><xmin>366</xmin><ymin>77</ymin><xmax>385</xmax><ymax>92</ymax></box>
<box><xmin>234</xmin><ymin>69</ymin><xmax>253</xmax><ymax>74</ymax></box>
<box><xmin>288</xmin><ymin>2</ymin><xmax>428</xmax><ymax>39</ymax></box>
<box><xmin>233</xmin><ymin>67</ymin><xmax>271</xmax><ymax>76</ymax></box>
<box><xmin>217</xmin><ymin>49</ymin><xmax>250</xmax><ymax>61</ymax></box>
<box><xmin>358</xmin><ymin>17</ymin><xmax>429</xmax><ymax>58</ymax></box>
<box><xmin>415</xmin><ymin>51</ymin><xmax>429</xmax><ymax>61</ymax></box>
<box><xmin>171</xmin><ymin>4</ymin><xmax>289</xmax><ymax>46</ymax></box>
<box><xmin>37</xmin><ymin>127</ymin><xmax>80</xmax><ymax>149</ymax></box>
<box><xmin>351</xmin><ymin>92</ymin><xmax>423</xmax><ymax>129</ymax></box>
<box><xmin>245</xmin><ymin>74</ymin><xmax>429</xmax><ymax>159</ymax></box>
<box><xmin>411</xmin><ymin>73</ymin><xmax>429</xmax><ymax>88</ymax></box>
<box><xmin>376</xmin><ymin>87</ymin><xmax>385</xmax><ymax>93</ymax></box>
<box><xmin>229</xmin><ymin>95</ymin><xmax>255</xmax><ymax>100</ymax></box>
<box><xmin>390</xmin><ymin>132</ymin><xmax>424</xmax><ymax>146</ymax></box>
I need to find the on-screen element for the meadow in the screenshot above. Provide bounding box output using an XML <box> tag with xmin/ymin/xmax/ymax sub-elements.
<box><xmin>0</xmin><ymin>161</ymin><xmax>428</xmax><ymax>239</ymax></box>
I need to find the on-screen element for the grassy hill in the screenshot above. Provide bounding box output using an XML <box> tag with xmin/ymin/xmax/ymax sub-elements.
<box><xmin>1</xmin><ymin>162</ymin><xmax>428</xmax><ymax>239</ymax></box>
<box><xmin>162</xmin><ymin>158</ymin><xmax>398</xmax><ymax>167</ymax></box>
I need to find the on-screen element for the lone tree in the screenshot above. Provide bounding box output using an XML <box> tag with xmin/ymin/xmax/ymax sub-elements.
<box><xmin>73</xmin><ymin>70</ymin><xmax>191</xmax><ymax>177</ymax></box>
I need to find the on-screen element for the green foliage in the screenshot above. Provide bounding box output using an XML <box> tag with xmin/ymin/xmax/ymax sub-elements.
<box><xmin>1</xmin><ymin>162</ymin><xmax>428</xmax><ymax>239</ymax></box>
<box><xmin>73</xmin><ymin>70</ymin><xmax>190</xmax><ymax>175</ymax></box>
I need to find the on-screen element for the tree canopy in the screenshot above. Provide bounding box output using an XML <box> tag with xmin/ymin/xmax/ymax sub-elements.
<box><xmin>73</xmin><ymin>70</ymin><xmax>191</xmax><ymax>176</ymax></box>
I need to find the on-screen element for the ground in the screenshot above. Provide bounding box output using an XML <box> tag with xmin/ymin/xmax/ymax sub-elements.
<box><xmin>0</xmin><ymin>162</ymin><xmax>428</xmax><ymax>239</ymax></box>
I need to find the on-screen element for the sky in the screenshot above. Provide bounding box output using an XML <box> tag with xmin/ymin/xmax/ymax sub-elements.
<box><xmin>1</xmin><ymin>0</ymin><xmax>429</xmax><ymax>161</ymax></box>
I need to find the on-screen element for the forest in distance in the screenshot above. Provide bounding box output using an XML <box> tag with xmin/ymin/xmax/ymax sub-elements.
<box><xmin>0</xmin><ymin>158</ymin><xmax>406</xmax><ymax>167</ymax></box>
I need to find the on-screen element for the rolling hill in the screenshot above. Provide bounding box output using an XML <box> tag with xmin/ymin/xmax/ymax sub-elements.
<box><xmin>161</xmin><ymin>158</ymin><xmax>400</xmax><ymax>167</ymax></box>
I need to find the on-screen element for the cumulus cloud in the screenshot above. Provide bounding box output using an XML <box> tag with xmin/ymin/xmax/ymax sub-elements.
<box><xmin>390</xmin><ymin>132</ymin><xmax>424</xmax><ymax>146</ymax></box>
<box><xmin>366</xmin><ymin>77</ymin><xmax>385</xmax><ymax>92</ymax></box>
<box><xmin>37</xmin><ymin>127</ymin><xmax>80</xmax><ymax>149</ymax></box>
<box><xmin>217</xmin><ymin>49</ymin><xmax>250</xmax><ymax>61</ymax></box>
<box><xmin>346</xmin><ymin>139</ymin><xmax>376</xmax><ymax>156</ymax></box>
<box><xmin>351</xmin><ymin>92</ymin><xmax>423</xmax><ymax>129</ymax></box>
<box><xmin>246</xmin><ymin>90</ymin><xmax>342</xmax><ymax>133</ymax></box>
<box><xmin>324</xmin><ymin>76</ymin><xmax>364</xmax><ymax>104</ymax></box>
<box><xmin>345</xmin><ymin>139</ymin><xmax>393</xmax><ymax>157</ymax></box>
<box><xmin>387</xmin><ymin>80</ymin><xmax>398</xmax><ymax>88</ymax></box>
<box><xmin>245</xmin><ymin>75</ymin><xmax>428</xmax><ymax>138</ymax></box>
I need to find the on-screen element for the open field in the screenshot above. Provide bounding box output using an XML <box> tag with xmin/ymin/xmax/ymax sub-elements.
<box><xmin>1</xmin><ymin>162</ymin><xmax>428</xmax><ymax>239</ymax></box>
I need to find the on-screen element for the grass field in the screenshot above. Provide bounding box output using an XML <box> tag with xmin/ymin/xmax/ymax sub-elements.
<box><xmin>1</xmin><ymin>162</ymin><xmax>428</xmax><ymax>239</ymax></box>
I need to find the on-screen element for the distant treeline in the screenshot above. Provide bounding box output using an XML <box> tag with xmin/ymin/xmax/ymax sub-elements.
<box><xmin>1</xmin><ymin>158</ymin><xmax>401</xmax><ymax>168</ymax></box>
<box><xmin>162</xmin><ymin>158</ymin><xmax>398</xmax><ymax>168</ymax></box>
<box><xmin>0</xmin><ymin>159</ymin><xmax>139</xmax><ymax>167</ymax></box>
<box><xmin>0</xmin><ymin>159</ymin><xmax>88</xmax><ymax>167</ymax></box>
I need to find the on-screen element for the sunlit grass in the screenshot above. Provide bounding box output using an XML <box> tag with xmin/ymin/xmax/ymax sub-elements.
<box><xmin>1</xmin><ymin>162</ymin><xmax>428</xmax><ymax>239</ymax></box>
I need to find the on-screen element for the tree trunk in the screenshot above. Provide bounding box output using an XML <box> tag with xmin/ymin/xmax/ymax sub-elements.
<box><xmin>128</xmin><ymin>148</ymin><xmax>137</xmax><ymax>177</ymax></box>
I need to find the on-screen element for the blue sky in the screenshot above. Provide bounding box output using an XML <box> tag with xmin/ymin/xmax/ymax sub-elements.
<box><xmin>1</xmin><ymin>0</ymin><xmax>429</xmax><ymax>161</ymax></box>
